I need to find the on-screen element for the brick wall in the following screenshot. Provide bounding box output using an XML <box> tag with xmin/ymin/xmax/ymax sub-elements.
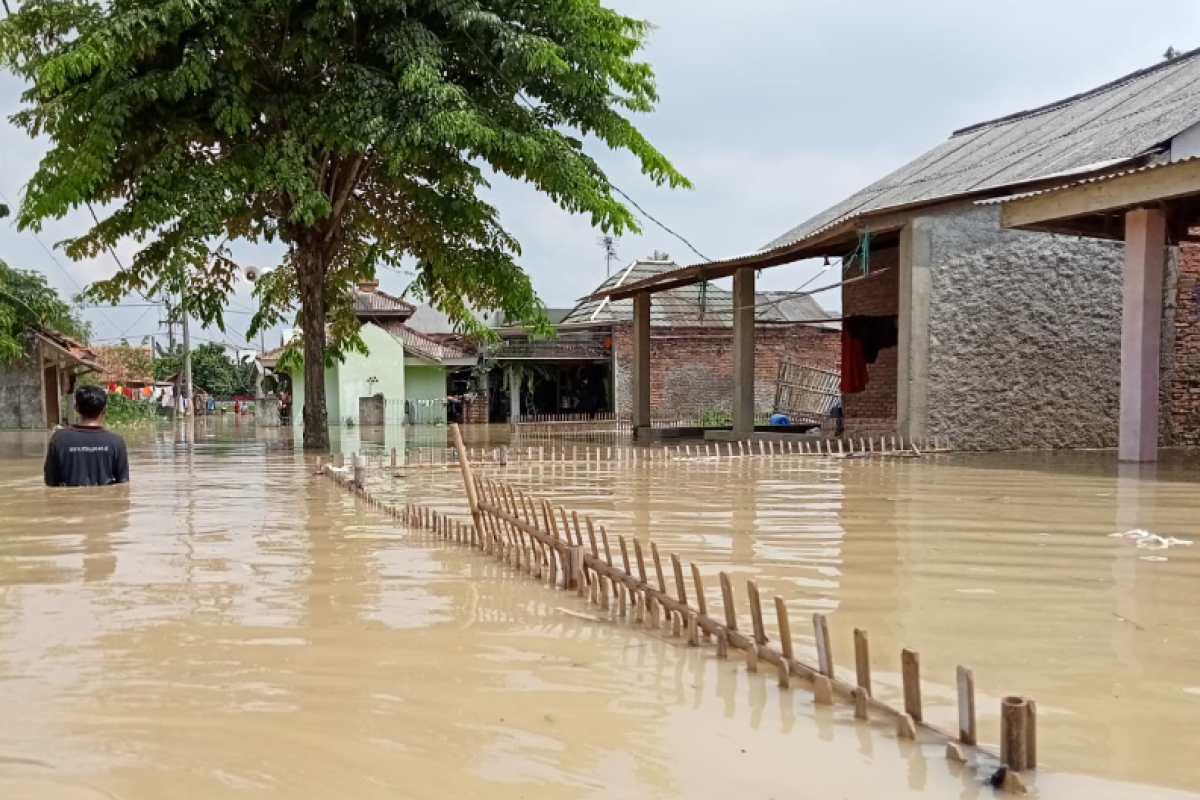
<box><xmin>613</xmin><ymin>321</ymin><xmax>839</xmax><ymax>418</ymax></box>
<box><xmin>1170</xmin><ymin>243</ymin><xmax>1200</xmax><ymax>445</ymax></box>
<box><xmin>841</xmin><ymin>246</ymin><xmax>899</xmax><ymax>439</ymax></box>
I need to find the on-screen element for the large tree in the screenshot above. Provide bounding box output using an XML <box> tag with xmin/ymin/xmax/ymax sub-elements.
<box><xmin>0</xmin><ymin>0</ymin><xmax>689</xmax><ymax>449</ymax></box>
<box><xmin>0</xmin><ymin>259</ymin><xmax>91</xmax><ymax>364</ymax></box>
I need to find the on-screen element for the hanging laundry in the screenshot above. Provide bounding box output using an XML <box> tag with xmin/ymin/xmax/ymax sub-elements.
<box><xmin>840</xmin><ymin>328</ymin><xmax>868</xmax><ymax>394</ymax></box>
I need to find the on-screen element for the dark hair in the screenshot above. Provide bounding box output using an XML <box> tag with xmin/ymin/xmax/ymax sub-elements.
<box><xmin>75</xmin><ymin>384</ymin><xmax>109</xmax><ymax>419</ymax></box>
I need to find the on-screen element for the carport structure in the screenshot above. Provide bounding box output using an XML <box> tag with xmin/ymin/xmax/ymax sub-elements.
<box><xmin>999</xmin><ymin>157</ymin><xmax>1200</xmax><ymax>462</ymax></box>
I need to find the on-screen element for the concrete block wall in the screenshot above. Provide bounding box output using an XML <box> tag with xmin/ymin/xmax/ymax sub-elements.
<box><xmin>1168</xmin><ymin>242</ymin><xmax>1200</xmax><ymax>445</ymax></box>
<box><xmin>613</xmin><ymin>321</ymin><xmax>839</xmax><ymax>419</ymax></box>
<box><xmin>842</xmin><ymin>246</ymin><xmax>899</xmax><ymax>440</ymax></box>
<box><xmin>923</xmin><ymin>204</ymin><xmax>1125</xmax><ymax>450</ymax></box>
<box><xmin>0</xmin><ymin>349</ymin><xmax>44</xmax><ymax>430</ymax></box>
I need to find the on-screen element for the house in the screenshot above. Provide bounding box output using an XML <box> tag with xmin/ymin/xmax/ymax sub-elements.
<box><xmin>484</xmin><ymin>258</ymin><xmax>838</xmax><ymax>422</ymax></box>
<box><xmin>591</xmin><ymin>50</ymin><xmax>1200</xmax><ymax>450</ymax></box>
<box><xmin>91</xmin><ymin>345</ymin><xmax>154</xmax><ymax>391</ymax></box>
<box><xmin>0</xmin><ymin>328</ymin><xmax>98</xmax><ymax>428</ymax></box>
<box><xmin>281</xmin><ymin>280</ymin><xmax>475</xmax><ymax>426</ymax></box>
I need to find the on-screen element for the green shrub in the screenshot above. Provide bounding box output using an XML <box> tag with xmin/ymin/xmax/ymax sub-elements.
<box><xmin>102</xmin><ymin>391</ymin><xmax>160</xmax><ymax>426</ymax></box>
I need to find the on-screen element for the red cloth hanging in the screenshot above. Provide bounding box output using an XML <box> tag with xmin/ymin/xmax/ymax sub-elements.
<box><xmin>122</xmin><ymin>386</ymin><xmax>133</xmax><ymax>399</ymax></box>
<box><xmin>840</xmin><ymin>328</ymin><xmax>869</xmax><ymax>394</ymax></box>
<box><xmin>108</xmin><ymin>382</ymin><xmax>117</xmax><ymax>393</ymax></box>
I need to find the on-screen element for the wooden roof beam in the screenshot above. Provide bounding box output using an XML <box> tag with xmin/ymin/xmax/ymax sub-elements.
<box><xmin>1002</xmin><ymin>158</ymin><xmax>1200</xmax><ymax>231</ymax></box>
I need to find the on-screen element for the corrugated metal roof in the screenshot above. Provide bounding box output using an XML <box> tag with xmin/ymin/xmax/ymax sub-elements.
<box><xmin>976</xmin><ymin>154</ymin><xmax>1200</xmax><ymax>206</ymax></box>
<box><xmin>767</xmin><ymin>48</ymin><xmax>1200</xmax><ymax>250</ymax></box>
<box><xmin>563</xmin><ymin>259</ymin><xmax>835</xmax><ymax>327</ymax></box>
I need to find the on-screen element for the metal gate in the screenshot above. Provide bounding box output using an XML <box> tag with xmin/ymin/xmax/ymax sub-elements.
<box><xmin>773</xmin><ymin>362</ymin><xmax>841</xmax><ymax>423</ymax></box>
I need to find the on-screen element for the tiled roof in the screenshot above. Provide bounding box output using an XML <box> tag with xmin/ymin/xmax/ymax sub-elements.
<box><xmin>376</xmin><ymin>320</ymin><xmax>474</xmax><ymax>362</ymax></box>
<box><xmin>563</xmin><ymin>260</ymin><xmax>834</xmax><ymax>328</ymax></box>
<box><xmin>767</xmin><ymin>47</ymin><xmax>1200</xmax><ymax>250</ymax></box>
<box><xmin>35</xmin><ymin>327</ymin><xmax>99</xmax><ymax>369</ymax></box>
<box><xmin>353</xmin><ymin>287</ymin><xmax>416</xmax><ymax>318</ymax></box>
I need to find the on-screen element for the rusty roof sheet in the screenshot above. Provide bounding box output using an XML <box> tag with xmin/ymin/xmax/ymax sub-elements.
<box><xmin>767</xmin><ymin>48</ymin><xmax>1200</xmax><ymax>250</ymax></box>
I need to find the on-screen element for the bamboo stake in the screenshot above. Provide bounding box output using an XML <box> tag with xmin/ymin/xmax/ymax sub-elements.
<box><xmin>450</xmin><ymin>424</ymin><xmax>483</xmax><ymax>543</ymax></box>
<box><xmin>902</xmin><ymin>648</ymin><xmax>922</xmax><ymax>722</ymax></box>
<box><xmin>854</xmin><ymin>628</ymin><xmax>872</xmax><ymax>696</ymax></box>
<box><xmin>814</xmin><ymin>614</ymin><xmax>833</xmax><ymax>678</ymax></box>
<box><xmin>619</xmin><ymin>535</ymin><xmax>632</xmax><ymax>576</ymax></box>
<box><xmin>650</xmin><ymin>543</ymin><xmax>667</xmax><ymax>594</ymax></box>
<box><xmin>957</xmin><ymin>666</ymin><xmax>976</xmax><ymax>746</ymax></box>
<box><xmin>774</xmin><ymin>597</ymin><xmax>793</xmax><ymax>660</ymax></box>
<box><xmin>1026</xmin><ymin>699</ymin><xmax>1038</xmax><ymax>770</ymax></box>
<box><xmin>690</xmin><ymin>563</ymin><xmax>708</xmax><ymax>620</ymax></box>
<box><xmin>716</xmin><ymin>629</ymin><xmax>729</xmax><ymax>659</ymax></box>
<box><xmin>747</xmin><ymin>581</ymin><xmax>767</xmax><ymax>646</ymax></box>
<box><xmin>719</xmin><ymin>572</ymin><xmax>738</xmax><ymax>631</ymax></box>
<box><xmin>852</xmin><ymin>687</ymin><xmax>869</xmax><ymax>720</ymax></box>
<box><xmin>633</xmin><ymin>540</ymin><xmax>648</xmax><ymax>584</ymax></box>
<box><xmin>670</xmin><ymin>553</ymin><xmax>688</xmax><ymax>606</ymax></box>
<box><xmin>814</xmin><ymin>675</ymin><xmax>833</xmax><ymax>705</ymax></box>
<box><xmin>1001</xmin><ymin>696</ymin><xmax>1029</xmax><ymax>771</ymax></box>
<box><xmin>585</xmin><ymin>517</ymin><xmax>599</xmax><ymax>559</ymax></box>
<box><xmin>600</xmin><ymin>524</ymin><xmax>614</xmax><ymax>567</ymax></box>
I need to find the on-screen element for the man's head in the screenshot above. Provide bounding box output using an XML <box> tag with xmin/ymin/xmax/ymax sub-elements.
<box><xmin>75</xmin><ymin>385</ymin><xmax>108</xmax><ymax>423</ymax></box>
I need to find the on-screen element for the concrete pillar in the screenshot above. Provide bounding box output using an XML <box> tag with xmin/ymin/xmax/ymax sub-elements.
<box><xmin>259</xmin><ymin>396</ymin><xmax>281</xmax><ymax>427</ymax></box>
<box><xmin>1119</xmin><ymin>208</ymin><xmax>1166</xmax><ymax>462</ymax></box>
<box><xmin>897</xmin><ymin>221</ymin><xmax>932</xmax><ymax>442</ymax></box>
<box><xmin>632</xmin><ymin>292</ymin><xmax>652</xmax><ymax>431</ymax></box>
<box><xmin>507</xmin><ymin>365</ymin><xmax>521</xmax><ymax>422</ymax></box>
<box><xmin>732</xmin><ymin>267</ymin><xmax>756</xmax><ymax>438</ymax></box>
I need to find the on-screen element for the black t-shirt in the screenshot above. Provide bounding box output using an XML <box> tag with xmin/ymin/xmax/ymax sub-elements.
<box><xmin>44</xmin><ymin>425</ymin><xmax>130</xmax><ymax>487</ymax></box>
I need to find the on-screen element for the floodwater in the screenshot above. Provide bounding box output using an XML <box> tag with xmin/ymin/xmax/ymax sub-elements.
<box><xmin>1</xmin><ymin>422</ymin><xmax>1199</xmax><ymax>799</ymax></box>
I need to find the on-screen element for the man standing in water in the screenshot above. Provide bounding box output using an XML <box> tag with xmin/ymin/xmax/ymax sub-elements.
<box><xmin>44</xmin><ymin>385</ymin><xmax>130</xmax><ymax>487</ymax></box>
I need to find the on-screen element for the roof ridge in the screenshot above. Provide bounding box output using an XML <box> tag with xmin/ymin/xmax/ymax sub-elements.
<box><xmin>952</xmin><ymin>46</ymin><xmax>1200</xmax><ymax>137</ymax></box>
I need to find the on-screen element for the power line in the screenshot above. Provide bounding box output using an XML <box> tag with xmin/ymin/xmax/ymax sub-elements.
<box><xmin>0</xmin><ymin>187</ymin><xmax>124</xmax><ymax>336</ymax></box>
<box><xmin>458</xmin><ymin>27</ymin><xmax>712</xmax><ymax>264</ymax></box>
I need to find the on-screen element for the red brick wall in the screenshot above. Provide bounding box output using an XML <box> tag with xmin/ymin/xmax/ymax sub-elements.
<box><xmin>1170</xmin><ymin>243</ymin><xmax>1200</xmax><ymax>445</ymax></box>
<box><xmin>613</xmin><ymin>321</ymin><xmax>839</xmax><ymax>418</ymax></box>
<box><xmin>841</xmin><ymin>246</ymin><xmax>900</xmax><ymax>439</ymax></box>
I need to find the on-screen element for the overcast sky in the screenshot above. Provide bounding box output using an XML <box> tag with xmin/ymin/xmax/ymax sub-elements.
<box><xmin>2</xmin><ymin>0</ymin><xmax>1198</xmax><ymax>349</ymax></box>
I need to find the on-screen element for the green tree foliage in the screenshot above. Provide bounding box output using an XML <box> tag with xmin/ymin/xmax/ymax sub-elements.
<box><xmin>0</xmin><ymin>259</ymin><xmax>91</xmax><ymax>364</ymax></box>
<box><xmin>0</xmin><ymin>0</ymin><xmax>689</xmax><ymax>449</ymax></box>
<box><xmin>154</xmin><ymin>343</ymin><xmax>255</xmax><ymax>397</ymax></box>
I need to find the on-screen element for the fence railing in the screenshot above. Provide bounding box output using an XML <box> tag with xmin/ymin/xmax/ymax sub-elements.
<box><xmin>385</xmin><ymin>398</ymin><xmax>447</xmax><ymax>426</ymax></box>
<box><xmin>774</xmin><ymin>361</ymin><xmax>841</xmax><ymax>423</ymax></box>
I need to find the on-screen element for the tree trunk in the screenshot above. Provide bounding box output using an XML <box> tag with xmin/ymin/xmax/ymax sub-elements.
<box><xmin>298</xmin><ymin>247</ymin><xmax>331</xmax><ymax>451</ymax></box>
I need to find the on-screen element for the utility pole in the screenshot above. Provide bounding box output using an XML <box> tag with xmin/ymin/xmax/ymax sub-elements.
<box><xmin>179</xmin><ymin>274</ymin><xmax>194</xmax><ymax>420</ymax></box>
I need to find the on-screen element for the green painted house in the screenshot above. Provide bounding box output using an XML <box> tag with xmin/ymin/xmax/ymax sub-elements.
<box><xmin>271</xmin><ymin>281</ymin><xmax>475</xmax><ymax>427</ymax></box>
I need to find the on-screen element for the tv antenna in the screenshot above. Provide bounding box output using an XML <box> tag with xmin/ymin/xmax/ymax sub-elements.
<box><xmin>598</xmin><ymin>235</ymin><xmax>619</xmax><ymax>277</ymax></box>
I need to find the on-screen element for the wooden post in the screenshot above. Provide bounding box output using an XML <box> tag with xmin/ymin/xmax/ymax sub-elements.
<box><xmin>854</xmin><ymin>628</ymin><xmax>872</xmax><ymax>696</ymax></box>
<box><xmin>813</xmin><ymin>675</ymin><xmax>833</xmax><ymax>705</ymax></box>
<box><xmin>852</xmin><ymin>687</ymin><xmax>869</xmax><ymax>720</ymax></box>
<box><xmin>1001</xmin><ymin>696</ymin><xmax>1030</xmax><ymax>771</ymax></box>
<box><xmin>774</xmin><ymin>597</ymin><xmax>793</xmax><ymax>660</ymax></box>
<box><xmin>585</xmin><ymin>517</ymin><xmax>599</xmax><ymax>559</ymax></box>
<box><xmin>600</xmin><ymin>525</ymin><xmax>614</xmax><ymax>567</ymax></box>
<box><xmin>716</xmin><ymin>629</ymin><xmax>729</xmax><ymax>659</ymax></box>
<box><xmin>957</xmin><ymin>666</ymin><xmax>977</xmax><ymax>746</ymax></box>
<box><xmin>1025</xmin><ymin>700</ymin><xmax>1037</xmax><ymax>770</ymax></box>
<box><xmin>671</xmin><ymin>553</ymin><xmax>688</xmax><ymax>606</ymax></box>
<box><xmin>746</xmin><ymin>643</ymin><xmax>758</xmax><ymax>673</ymax></box>
<box><xmin>619</xmin><ymin>536</ymin><xmax>632</xmax><ymax>576</ymax></box>
<box><xmin>690</xmin><ymin>563</ymin><xmax>708</xmax><ymax>619</ymax></box>
<box><xmin>619</xmin><ymin>584</ymin><xmax>628</xmax><ymax>619</ymax></box>
<box><xmin>747</xmin><ymin>581</ymin><xmax>767</xmax><ymax>646</ymax></box>
<box><xmin>450</xmin><ymin>424</ymin><xmax>483</xmax><ymax>542</ymax></box>
<box><xmin>571</xmin><ymin>546</ymin><xmax>585</xmax><ymax>593</ymax></box>
<box><xmin>353</xmin><ymin>454</ymin><xmax>367</xmax><ymax>488</ymax></box>
<box><xmin>633</xmin><ymin>540</ymin><xmax>648</xmax><ymax>584</ymax></box>
<box><xmin>650</xmin><ymin>542</ymin><xmax>667</xmax><ymax>595</ymax></box>
<box><xmin>813</xmin><ymin>613</ymin><xmax>833</xmax><ymax>678</ymax></box>
<box><xmin>902</xmin><ymin>648</ymin><xmax>922</xmax><ymax>722</ymax></box>
<box><xmin>719</xmin><ymin>572</ymin><xmax>738</xmax><ymax>631</ymax></box>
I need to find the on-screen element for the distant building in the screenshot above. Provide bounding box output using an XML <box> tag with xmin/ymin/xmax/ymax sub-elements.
<box><xmin>0</xmin><ymin>328</ymin><xmax>98</xmax><ymax>429</ymax></box>
<box><xmin>271</xmin><ymin>281</ymin><xmax>474</xmax><ymax>426</ymax></box>
<box><xmin>482</xmin><ymin>258</ymin><xmax>838</xmax><ymax>422</ymax></box>
<box><xmin>91</xmin><ymin>345</ymin><xmax>154</xmax><ymax>390</ymax></box>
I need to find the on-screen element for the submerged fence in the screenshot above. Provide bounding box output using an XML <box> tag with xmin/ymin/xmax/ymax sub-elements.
<box><xmin>321</xmin><ymin>425</ymin><xmax>1035</xmax><ymax>793</ymax></box>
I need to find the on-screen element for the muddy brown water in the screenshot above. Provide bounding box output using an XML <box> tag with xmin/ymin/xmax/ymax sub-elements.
<box><xmin>1</xmin><ymin>421</ymin><xmax>1198</xmax><ymax>799</ymax></box>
